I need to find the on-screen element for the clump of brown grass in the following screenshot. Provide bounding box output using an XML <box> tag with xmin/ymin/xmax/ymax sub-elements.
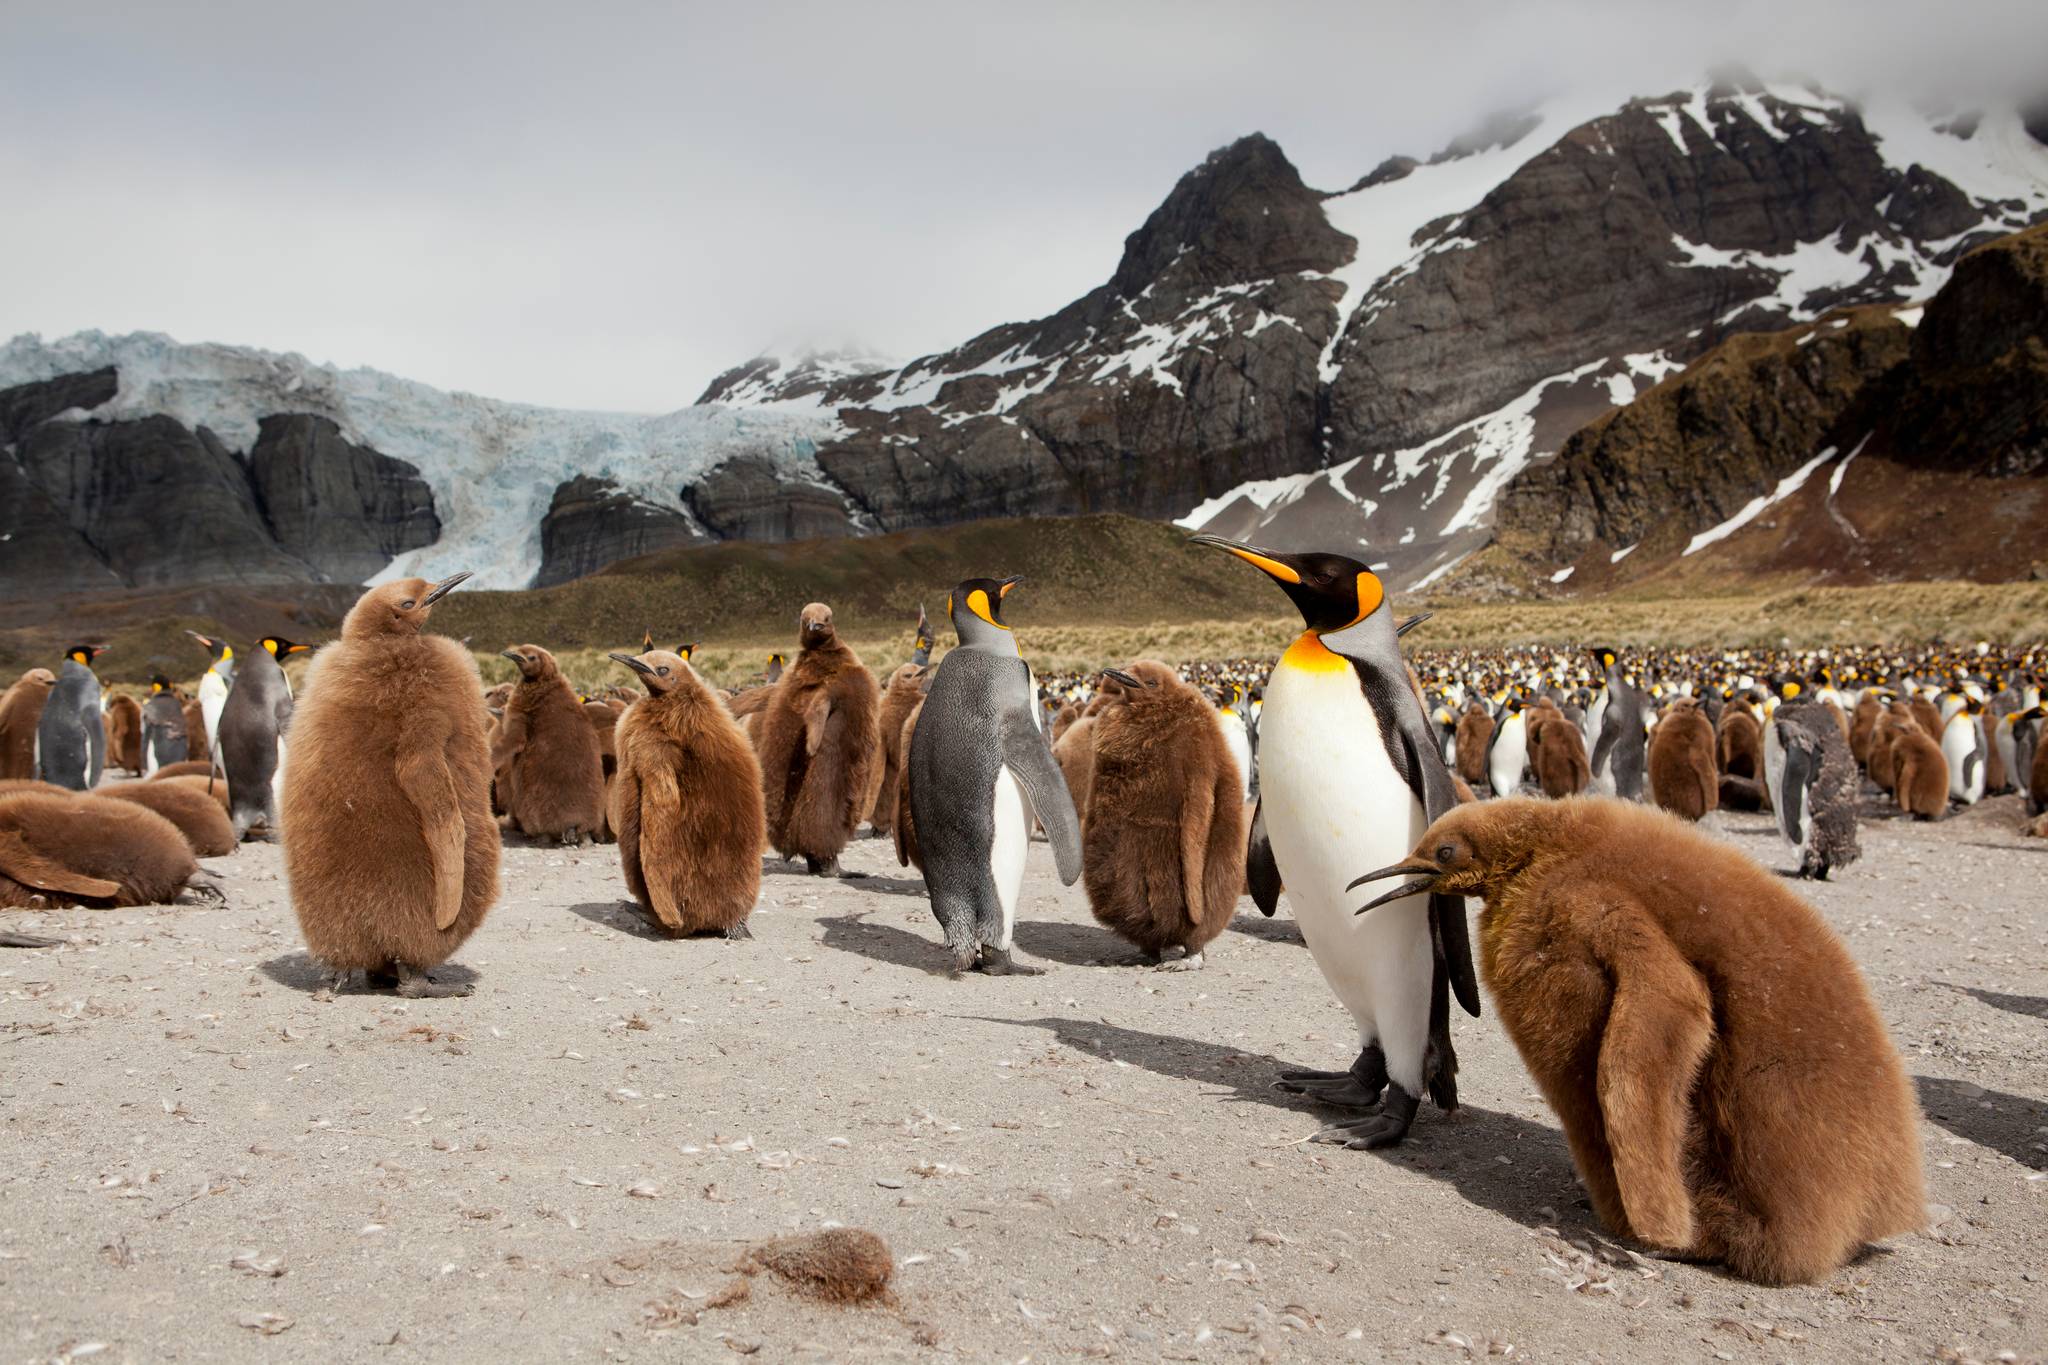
<box><xmin>742</xmin><ymin>1228</ymin><xmax>894</xmax><ymax>1304</ymax></box>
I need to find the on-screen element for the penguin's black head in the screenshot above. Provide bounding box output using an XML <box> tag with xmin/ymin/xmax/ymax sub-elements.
<box><xmin>261</xmin><ymin>636</ymin><xmax>313</xmax><ymax>658</ymax></box>
<box><xmin>769</xmin><ymin>652</ymin><xmax>785</xmax><ymax>665</ymax></box>
<box><xmin>149</xmin><ymin>673</ymin><xmax>172</xmax><ymax>694</ymax></box>
<box><xmin>1589</xmin><ymin>644</ymin><xmax>1619</xmax><ymax>672</ymax></box>
<box><xmin>1187</xmin><ymin>536</ymin><xmax>1384</xmax><ymax>634</ymax></box>
<box><xmin>946</xmin><ymin>577</ymin><xmax>1024</xmax><ymax>638</ymax></box>
<box><xmin>914</xmin><ymin>602</ymin><xmax>935</xmax><ymax>650</ymax></box>
<box><xmin>609</xmin><ymin>649</ymin><xmax>687</xmax><ymax>695</ymax></box>
<box><xmin>641</xmin><ymin>629</ymin><xmax>656</xmax><ymax>653</ymax></box>
<box><xmin>184</xmin><ymin>630</ymin><xmax>228</xmax><ymax>661</ymax></box>
<box><xmin>673</xmin><ymin>642</ymin><xmax>698</xmax><ymax>661</ymax></box>
<box><xmin>63</xmin><ymin>644</ymin><xmax>108</xmax><ymax>666</ymax></box>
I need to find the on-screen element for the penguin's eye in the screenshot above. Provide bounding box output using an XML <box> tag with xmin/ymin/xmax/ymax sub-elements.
<box><xmin>401</xmin><ymin>599</ymin><xmax>417</xmax><ymax>610</ymax></box>
<box><xmin>657</xmin><ymin>667</ymin><xmax>671</xmax><ymax>677</ymax></box>
<box><xmin>1436</xmin><ymin>843</ymin><xmax>1457</xmax><ymax>864</ymax></box>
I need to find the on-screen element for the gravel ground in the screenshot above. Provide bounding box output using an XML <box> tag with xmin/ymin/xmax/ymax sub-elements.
<box><xmin>1</xmin><ymin>794</ymin><xmax>2043</xmax><ymax>1363</ymax></box>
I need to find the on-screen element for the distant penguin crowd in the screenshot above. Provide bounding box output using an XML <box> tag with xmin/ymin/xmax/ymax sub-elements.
<box><xmin>5</xmin><ymin>534</ymin><xmax>2041</xmax><ymax>1286</ymax></box>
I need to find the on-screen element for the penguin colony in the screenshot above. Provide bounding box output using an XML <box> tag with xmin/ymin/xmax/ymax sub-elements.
<box><xmin>8</xmin><ymin>554</ymin><xmax>2043</xmax><ymax>1288</ymax></box>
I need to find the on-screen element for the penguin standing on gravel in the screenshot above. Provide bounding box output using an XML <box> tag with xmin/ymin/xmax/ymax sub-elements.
<box><xmin>1191</xmin><ymin>535</ymin><xmax>1479</xmax><ymax>1148</ymax></box>
<box><xmin>35</xmin><ymin>645</ymin><xmax>109</xmax><ymax>792</ymax></box>
<box><xmin>187</xmin><ymin>632</ymin><xmax>235</xmax><ymax>757</ymax></box>
<box><xmin>1485</xmin><ymin>695</ymin><xmax>1529</xmax><ymax>797</ymax></box>
<box><xmin>141</xmin><ymin>676</ymin><xmax>189</xmax><ymax>775</ymax></box>
<box><xmin>1586</xmin><ymin>645</ymin><xmax>1648</xmax><ymax>800</ymax></box>
<box><xmin>906</xmin><ymin>576</ymin><xmax>1081</xmax><ymax>975</ymax></box>
<box><xmin>218</xmin><ymin>635</ymin><xmax>310</xmax><ymax>839</ymax></box>
<box><xmin>1764</xmin><ymin>702</ymin><xmax>1861</xmax><ymax>879</ymax></box>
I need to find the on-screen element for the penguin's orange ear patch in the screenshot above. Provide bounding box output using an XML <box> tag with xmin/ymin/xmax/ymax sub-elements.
<box><xmin>1353</xmin><ymin>572</ymin><xmax>1384</xmax><ymax>625</ymax></box>
<box><xmin>965</xmin><ymin>589</ymin><xmax>1007</xmax><ymax>629</ymax></box>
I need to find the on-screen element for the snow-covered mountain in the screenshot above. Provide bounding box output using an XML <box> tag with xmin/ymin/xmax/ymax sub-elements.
<box><xmin>4</xmin><ymin>74</ymin><xmax>2045</xmax><ymax>595</ymax></box>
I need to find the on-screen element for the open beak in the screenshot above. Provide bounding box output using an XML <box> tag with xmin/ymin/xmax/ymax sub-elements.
<box><xmin>1346</xmin><ymin>860</ymin><xmax>1440</xmax><ymax>915</ymax></box>
<box><xmin>1396</xmin><ymin>612</ymin><xmax>1432</xmax><ymax>638</ymax></box>
<box><xmin>1187</xmin><ymin>533</ymin><xmax>1303</xmax><ymax>585</ymax></box>
<box><xmin>1099</xmin><ymin>668</ymin><xmax>1142</xmax><ymax>688</ymax></box>
<box><xmin>421</xmin><ymin>571</ymin><xmax>472</xmax><ymax>606</ymax></box>
<box><xmin>608</xmin><ymin>652</ymin><xmax>655</xmax><ymax>677</ymax></box>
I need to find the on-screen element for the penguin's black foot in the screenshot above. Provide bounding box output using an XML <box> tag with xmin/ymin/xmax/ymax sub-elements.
<box><xmin>1277</xmin><ymin>1042</ymin><xmax>1387</xmax><ymax>1095</ymax></box>
<box><xmin>396</xmin><ymin>964</ymin><xmax>474</xmax><ymax>999</ymax></box>
<box><xmin>312</xmin><ymin>967</ymin><xmax>352</xmax><ymax>1002</ymax></box>
<box><xmin>177</xmin><ymin>872</ymin><xmax>227</xmax><ymax>905</ymax></box>
<box><xmin>974</xmin><ymin>945</ymin><xmax>1044</xmax><ymax>976</ymax></box>
<box><xmin>724</xmin><ymin>920</ymin><xmax>754</xmax><ymax>942</ymax></box>
<box><xmin>1275</xmin><ymin>1067</ymin><xmax>1352</xmax><ymax>1084</ymax></box>
<box><xmin>805</xmin><ymin>856</ymin><xmax>843</xmax><ymax>877</ymax></box>
<box><xmin>366</xmin><ymin>965</ymin><xmax>401</xmax><ymax>989</ymax></box>
<box><xmin>1280</xmin><ymin>1075</ymin><xmax>1385</xmax><ymax>1108</ymax></box>
<box><xmin>1312</xmin><ymin>1083</ymin><xmax>1420</xmax><ymax>1149</ymax></box>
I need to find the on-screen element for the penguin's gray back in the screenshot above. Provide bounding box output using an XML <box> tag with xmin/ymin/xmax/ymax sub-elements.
<box><xmin>1592</xmin><ymin>678</ymin><xmax>1648</xmax><ymax>798</ymax></box>
<box><xmin>219</xmin><ymin>650</ymin><xmax>293</xmax><ymax>836</ymax></box>
<box><xmin>1774</xmin><ymin>703</ymin><xmax>1861</xmax><ymax>875</ymax></box>
<box><xmin>142</xmin><ymin>693</ymin><xmax>189</xmax><ymax>773</ymax></box>
<box><xmin>35</xmin><ymin>662</ymin><xmax>104</xmax><ymax>791</ymax></box>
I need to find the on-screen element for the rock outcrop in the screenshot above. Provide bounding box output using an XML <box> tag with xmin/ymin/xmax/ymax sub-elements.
<box><xmin>248</xmin><ymin>414</ymin><xmax>441</xmax><ymax>581</ymax></box>
<box><xmin>535</xmin><ymin>475</ymin><xmax>704</xmax><ymax>587</ymax></box>
<box><xmin>685</xmin><ymin>458</ymin><xmax>867</xmax><ymax>543</ymax></box>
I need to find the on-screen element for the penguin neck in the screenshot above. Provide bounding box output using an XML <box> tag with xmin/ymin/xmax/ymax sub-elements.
<box><xmin>910</xmin><ymin>642</ymin><xmax>932</xmax><ymax>666</ymax></box>
<box><xmin>957</xmin><ymin>632</ymin><xmax>1020</xmax><ymax>660</ymax></box>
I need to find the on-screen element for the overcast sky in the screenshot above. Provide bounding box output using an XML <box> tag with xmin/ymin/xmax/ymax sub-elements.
<box><xmin>3</xmin><ymin>1</ymin><xmax>2042</xmax><ymax>412</ymax></box>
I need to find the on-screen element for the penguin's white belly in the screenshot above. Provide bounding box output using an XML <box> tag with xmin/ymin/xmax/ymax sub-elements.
<box><xmin>1488</xmin><ymin>718</ymin><xmax>1526</xmax><ymax>797</ymax></box>
<box><xmin>272</xmin><ymin>736</ymin><xmax>289</xmax><ymax>804</ymax></box>
<box><xmin>991</xmin><ymin>767</ymin><xmax>1028</xmax><ymax>949</ymax></box>
<box><xmin>1219</xmin><ymin>715</ymin><xmax>1253</xmax><ymax>803</ymax></box>
<box><xmin>1762</xmin><ymin>721</ymin><xmax>1799</xmax><ymax>850</ymax></box>
<box><xmin>1942</xmin><ymin>720</ymin><xmax>1983</xmax><ymax>803</ymax></box>
<box><xmin>200</xmin><ymin>675</ymin><xmax>227</xmax><ymax>748</ymax></box>
<box><xmin>1258</xmin><ymin>662</ymin><xmax>1430</xmax><ymax>1060</ymax></box>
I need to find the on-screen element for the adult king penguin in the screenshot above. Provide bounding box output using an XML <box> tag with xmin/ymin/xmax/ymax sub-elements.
<box><xmin>1585</xmin><ymin>645</ymin><xmax>1648</xmax><ymax>799</ymax></box>
<box><xmin>906</xmin><ymin>576</ymin><xmax>1081</xmax><ymax>975</ymax></box>
<box><xmin>140</xmin><ymin>675</ymin><xmax>189</xmax><ymax>776</ymax></box>
<box><xmin>36</xmin><ymin>645</ymin><xmax>109</xmax><ymax>792</ymax></box>
<box><xmin>186</xmin><ymin>632</ymin><xmax>236</xmax><ymax>758</ymax></box>
<box><xmin>218</xmin><ymin>636</ymin><xmax>310</xmax><ymax>839</ymax></box>
<box><xmin>1190</xmin><ymin>535</ymin><xmax>1479</xmax><ymax>1147</ymax></box>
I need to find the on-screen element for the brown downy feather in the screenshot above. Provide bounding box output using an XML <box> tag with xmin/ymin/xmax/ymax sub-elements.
<box><xmin>1390</xmin><ymin>798</ymin><xmax>1923</xmax><ymax>1285</ymax></box>
<box><xmin>756</xmin><ymin>605</ymin><xmax>880</xmax><ymax>865</ymax></box>
<box><xmin>1892</xmin><ymin>728</ymin><xmax>1949</xmax><ymax>820</ymax></box>
<box><xmin>611</xmin><ymin>653</ymin><xmax>764</xmax><ymax>936</ymax></box>
<box><xmin>1648</xmin><ymin>699</ymin><xmax>1718</xmax><ymax>821</ymax></box>
<box><xmin>1527</xmin><ymin>700</ymin><xmax>1590</xmax><ymax>798</ymax></box>
<box><xmin>893</xmin><ymin>700</ymin><xmax>925</xmax><ymax>872</ymax></box>
<box><xmin>182</xmin><ymin>698</ymin><xmax>209</xmax><ymax>764</ymax></box>
<box><xmin>493</xmin><ymin>645</ymin><xmax>608</xmax><ymax>842</ymax></box>
<box><xmin>1049</xmin><ymin>701</ymin><xmax>1082</xmax><ymax>744</ymax></box>
<box><xmin>0</xmin><ymin>791</ymin><xmax>204</xmax><ymax>908</ymax></box>
<box><xmin>1454</xmin><ymin>705</ymin><xmax>1494</xmax><ymax>790</ymax></box>
<box><xmin>105</xmin><ymin>694</ymin><xmax>144</xmax><ymax>773</ymax></box>
<box><xmin>1849</xmin><ymin>693</ymin><xmax>1883</xmax><ymax>767</ymax></box>
<box><xmin>98</xmin><ymin>779</ymin><xmax>236</xmax><ymax>856</ymax></box>
<box><xmin>1909</xmin><ymin>696</ymin><xmax>1944</xmax><ymax>742</ymax></box>
<box><xmin>869</xmin><ymin>664</ymin><xmax>930</xmax><ymax>836</ymax></box>
<box><xmin>280</xmin><ymin>580</ymin><xmax>500</xmax><ymax>976</ymax></box>
<box><xmin>1053</xmin><ymin>714</ymin><xmax>1097</xmax><ymax>826</ymax></box>
<box><xmin>0</xmin><ymin>669</ymin><xmax>56</xmax><ymax>781</ymax></box>
<box><xmin>1717</xmin><ymin>705</ymin><xmax>1763</xmax><ymax>781</ymax></box>
<box><xmin>1081</xmin><ymin>661</ymin><xmax>1245</xmax><ymax>961</ymax></box>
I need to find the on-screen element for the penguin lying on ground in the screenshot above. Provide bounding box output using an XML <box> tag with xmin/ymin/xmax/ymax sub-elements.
<box><xmin>1647</xmin><ymin>697</ymin><xmax>1717</xmax><ymax>821</ymax></box>
<box><xmin>99</xmin><ymin>777</ymin><xmax>237</xmax><ymax>857</ymax></box>
<box><xmin>36</xmin><ymin>645</ymin><xmax>109</xmax><ymax>792</ymax></box>
<box><xmin>493</xmin><ymin>644</ymin><xmax>608</xmax><ymax>844</ymax></box>
<box><xmin>219</xmin><ymin>635</ymin><xmax>310</xmax><ymax>840</ymax></box>
<box><xmin>1083</xmin><ymin>662</ymin><xmax>1245</xmax><ymax>969</ymax></box>
<box><xmin>1764</xmin><ymin>702</ymin><xmax>1861</xmax><ymax>878</ymax></box>
<box><xmin>758</xmin><ymin>603</ymin><xmax>881</xmax><ymax>878</ymax></box>
<box><xmin>0</xmin><ymin>669</ymin><xmax>56</xmax><ymax>781</ymax></box>
<box><xmin>0</xmin><ymin>789</ymin><xmax>224</xmax><ymax>908</ymax></box>
<box><xmin>906</xmin><ymin>577</ymin><xmax>1081</xmax><ymax>974</ymax></box>
<box><xmin>608</xmin><ymin>649</ymin><xmax>763</xmax><ymax>939</ymax></box>
<box><xmin>1191</xmin><ymin>534</ymin><xmax>1479</xmax><ymax>1149</ymax></box>
<box><xmin>1350</xmin><ymin>797</ymin><xmax>1923</xmax><ymax>1284</ymax></box>
<box><xmin>281</xmin><ymin>574</ymin><xmax>500</xmax><ymax>999</ymax></box>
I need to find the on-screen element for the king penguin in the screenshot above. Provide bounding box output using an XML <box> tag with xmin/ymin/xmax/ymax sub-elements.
<box><xmin>905</xmin><ymin>576</ymin><xmax>1082</xmax><ymax>974</ymax></box>
<box><xmin>35</xmin><ymin>644</ymin><xmax>109</xmax><ymax>792</ymax></box>
<box><xmin>141</xmin><ymin>675</ymin><xmax>189</xmax><ymax>776</ymax></box>
<box><xmin>1485</xmin><ymin>695</ymin><xmax>1529</xmax><ymax>798</ymax></box>
<box><xmin>1763</xmin><ymin>702</ymin><xmax>1862</xmax><ymax>879</ymax></box>
<box><xmin>910</xmin><ymin>604</ymin><xmax>936</xmax><ymax>667</ymax></box>
<box><xmin>218</xmin><ymin>635</ymin><xmax>310</xmax><ymax>839</ymax></box>
<box><xmin>1585</xmin><ymin>644</ymin><xmax>1648</xmax><ymax>799</ymax></box>
<box><xmin>187</xmin><ymin>632</ymin><xmax>236</xmax><ymax>759</ymax></box>
<box><xmin>1216</xmin><ymin>683</ymin><xmax>1254</xmax><ymax>805</ymax></box>
<box><xmin>1940</xmin><ymin>699</ymin><xmax>1988</xmax><ymax>807</ymax></box>
<box><xmin>1190</xmin><ymin>535</ymin><xmax>1479</xmax><ymax>1148</ymax></box>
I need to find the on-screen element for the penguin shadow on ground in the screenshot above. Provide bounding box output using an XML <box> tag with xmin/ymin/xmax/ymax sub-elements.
<box><xmin>844</xmin><ymin>874</ymin><xmax>928</xmax><ymax>899</ymax></box>
<box><xmin>975</xmin><ymin>1014</ymin><xmax>1585</xmax><ymax>1232</ymax></box>
<box><xmin>815</xmin><ymin>914</ymin><xmax>955</xmax><ymax>977</ymax></box>
<box><xmin>1223</xmin><ymin>911</ymin><xmax>1305</xmax><ymax>947</ymax></box>
<box><xmin>1931</xmin><ymin>980</ymin><xmax>2048</xmax><ymax>1022</ymax></box>
<box><xmin>1010</xmin><ymin>918</ymin><xmax>1141</xmax><ymax>967</ymax></box>
<box><xmin>1962</xmin><ymin>840</ymin><xmax>2048</xmax><ymax>854</ymax></box>
<box><xmin>565</xmin><ymin>900</ymin><xmax>667</xmax><ymax>941</ymax></box>
<box><xmin>258</xmin><ymin>951</ymin><xmax>481</xmax><ymax>996</ymax></box>
<box><xmin>760</xmin><ymin>856</ymin><xmax>872</xmax><ymax>883</ymax></box>
<box><xmin>1915</xmin><ymin>1075</ymin><xmax>2048</xmax><ymax>1170</ymax></box>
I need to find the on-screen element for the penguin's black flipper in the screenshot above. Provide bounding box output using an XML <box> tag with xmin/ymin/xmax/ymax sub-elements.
<box><xmin>1246</xmin><ymin>798</ymin><xmax>1281</xmax><ymax>917</ymax></box>
<box><xmin>1777</xmin><ymin>722</ymin><xmax>1816</xmax><ymax>849</ymax></box>
<box><xmin>1588</xmin><ymin>710</ymin><xmax>1621</xmax><ymax>781</ymax></box>
<box><xmin>1000</xmin><ymin>707</ymin><xmax>1082</xmax><ymax>886</ymax></box>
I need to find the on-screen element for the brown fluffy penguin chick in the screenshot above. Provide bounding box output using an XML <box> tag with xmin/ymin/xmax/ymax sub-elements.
<box><xmin>756</xmin><ymin>603</ymin><xmax>880</xmax><ymax>877</ymax></box>
<box><xmin>1455</xmin><ymin>704</ymin><xmax>1494</xmax><ymax>790</ymax></box>
<box><xmin>1717</xmin><ymin>703</ymin><xmax>1764</xmax><ymax>781</ymax></box>
<box><xmin>1528</xmin><ymin>700</ymin><xmax>1591</xmax><ymax>798</ymax></box>
<box><xmin>1354</xmin><ymin>798</ymin><xmax>1923</xmax><ymax>1285</ymax></box>
<box><xmin>1909</xmin><ymin>695</ymin><xmax>1944</xmax><ymax>741</ymax></box>
<box><xmin>0</xmin><ymin>790</ymin><xmax>220</xmax><ymax>908</ymax></box>
<box><xmin>1050</xmin><ymin>700</ymin><xmax>1083</xmax><ymax>744</ymax></box>
<box><xmin>1081</xmin><ymin>661</ymin><xmax>1245</xmax><ymax>968</ymax></box>
<box><xmin>1053</xmin><ymin>713</ymin><xmax>1097</xmax><ymax>824</ymax></box>
<box><xmin>1648</xmin><ymin>698</ymin><xmax>1718</xmax><ymax>821</ymax></box>
<box><xmin>280</xmin><ymin>575</ymin><xmax>500</xmax><ymax>1000</ymax></box>
<box><xmin>98</xmin><ymin>779</ymin><xmax>236</xmax><ymax>857</ymax></box>
<box><xmin>584</xmin><ymin>700</ymin><xmax>620</xmax><ymax>781</ymax></box>
<box><xmin>1892</xmin><ymin>727</ymin><xmax>1949</xmax><ymax>820</ymax></box>
<box><xmin>869</xmin><ymin>663</ymin><xmax>930</xmax><ymax>836</ymax></box>
<box><xmin>181</xmin><ymin>698</ymin><xmax>209</xmax><ymax>764</ymax></box>
<box><xmin>1849</xmin><ymin>693</ymin><xmax>1884</xmax><ymax>767</ymax></box>
<box><xmin>0</xmin><ymin>669</ymin><xmax>56</xmax><ymax>781</ymax></box>
<box><xmin>105</xmin><ymin>694</ymin><xmax>143</xmax><ymax>774</ymax></box>
<box><xmin>892</xmin><ymin>699</ymin><xmax>925</xmax><ymax>873</ymax></box>
<box><xmin>492</xmin><ymin>645</ymin><xmax>608</xmax><ymax>844</ymax></box>
<box><xmin>608</xmin><ymin>650</ymin><xmax>764</xmax><ymax>938</ymax></box>
<box><xmin>1867</xmin><ymin>707</ymin><xmax>1908</xmax><ymax>793</ymax></box>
